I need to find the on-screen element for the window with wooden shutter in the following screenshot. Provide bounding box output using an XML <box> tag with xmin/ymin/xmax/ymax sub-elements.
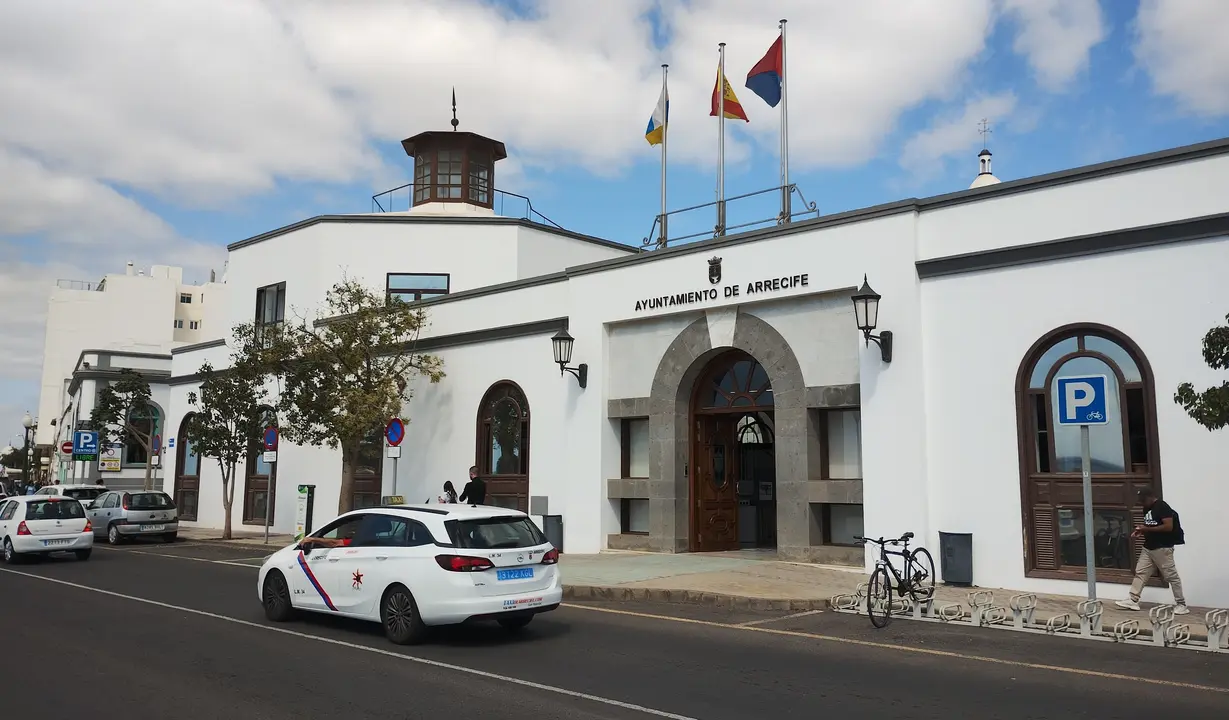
<box><xmin>1014</xmin><ymin>324</ymin><xmax>1164</xmax><ymax>585</ymax></box>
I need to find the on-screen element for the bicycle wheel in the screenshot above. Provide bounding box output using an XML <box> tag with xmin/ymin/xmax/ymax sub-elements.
<box><xmin>867</xmin><ymin>565</ymin><xmax>893</xmax><ymax>629</ymax></box>
<box><xmin>908</xmin><ymin>547</ymin><xmax>936</xmax><ymax>602</ymax></box>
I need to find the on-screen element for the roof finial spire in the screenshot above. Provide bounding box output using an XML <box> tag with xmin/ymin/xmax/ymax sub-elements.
<box><xmin>451</xmin><ymin>87</ymin><xmax>459</xmax><ymax>131</ymax></box>
<box><xmin>977</xmin><ymin>117</ymin><xmax>992</xmax><ymax>150</ymax></box>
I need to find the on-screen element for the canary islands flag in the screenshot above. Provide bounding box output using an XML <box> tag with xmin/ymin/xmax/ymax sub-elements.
<box><xmin>645</xmin><ymin>76</ymin><xmax>669</xmax><ymax>145</ymax></box>
<box><xmin>710</xmin><ymin>66</ymin><xmax>749</xmax><ymax>121</ymax></box>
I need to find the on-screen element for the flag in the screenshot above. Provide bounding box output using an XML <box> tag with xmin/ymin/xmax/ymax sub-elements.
<box><xmin>645</xmin><ymin>76</ymin><xmax>669</xmax><ymax>145</ymax></box>
<box><xmin>710</xmin><ymin>66</ymin><xmax>749</xmax><ymax>121</ymax></box>
<box><xmin>745</xmin><ymin>34</ymin><xmax>783</xmax><ymax>107</ymax></box>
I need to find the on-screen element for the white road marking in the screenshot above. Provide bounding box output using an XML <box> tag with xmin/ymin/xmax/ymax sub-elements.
<box><xmin>96</xmin><ymin>546</ymin><xmax>263</xmax><ymax>567</ymax></box>
<box><xmin>0</xmin><ymin>568</ymin><xmax>699</xmax><ymax>719</ymax></box>
<box><xmin>735</xmin><ymin>609</ymin><xmax>824</xmax><ymax>626</ymax></box>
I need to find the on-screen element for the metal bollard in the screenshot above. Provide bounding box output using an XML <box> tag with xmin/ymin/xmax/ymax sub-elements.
<box><xmin>1149</xmin><ymin>605</ymin><xmax>1175</xmax><ymax>647</ymax></box>
<box><xmin>1045</xmin><ymin>613</ymin><xmax>1072</xmax><ymax>634</ymax></box>
<box><xmin>1008</xmin><ymin>593</ymin><xmax>1038</xmax><ymax>630</ymax></box>
<box><xmin>1077</xmin><ymin>599</ymin><xmax>1104</xmax><ymax>637</ymax></box>
<box><xmin>968</xmin><ymin>590</ymin><xmax>994</xmax><ymax>626</ymax></box>
<box><xmin>1205</xmin><ymin>609</ymin><xmax>1228</xmax><ymax>653</ymax></box>
<box><xmin>1112</xmin><ymin>619</ymin><xmax>1140</xmax><ymax>642</ymax></box>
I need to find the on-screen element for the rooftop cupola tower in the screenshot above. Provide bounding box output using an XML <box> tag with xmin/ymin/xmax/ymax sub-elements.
<box><xmin>402</xmin><ymin>89</ymin><xmax>508</xmax><ymax>216</ymax></box>
<box><xmin>969</xmin><ymin>117</ymin><xmax>1001</xmax><ymax>189</ymax></box>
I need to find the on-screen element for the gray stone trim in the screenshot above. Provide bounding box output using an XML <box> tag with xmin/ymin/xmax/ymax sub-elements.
<box><xmin>606</xmin><ymin>478</ymin><xmax>650</xmax><ymax>499</ymax></box>
<box><xmin>607</xmin><ymin>397</ymin><xmax>651</xmax><ymax>418</ymax></box>
<box><xmin>68</xmin><ymin>369</ymin><xmax>172</xmax><ymax>396</ymax></box>
<box><xmin>806</xmin><ymin>384</ymin><xmax>860</xmax><ymax>408</ymax></box>
<box><xmin>640</xmin><ymin>309</ymin><xmax>811</xmax><ymax>556</ymax></box>
<box><xmin>171</xmin><ymin>338</ymin><xmax>227</xmax><ymax>355</ymax></box>
<box><xmin>806</xmin><ymin>479</ymin><xmax>863</xmax><ymax>504</ymax></box>
<box><xmin>73</xmin><ymin>348</ymin><xmax>172</xmax><ymax>374</ymax></box>
<box><xmin>916</xmin><ymin>211</ymin><xmax>1229</xmax><ymax>279</ymax></box>
<box><xmin>605</xmin><ymin>534</ymin><xmax>656</xmax><ymax>552</ymax></box>
<box><xmin>315</xmin><ymin>273</ymin><xmax>569</xmax><ymax>320</ymax></box>
<box><xmin>225</xmin><ymin>213</ymin><xmax>641</xmax><ymax>254</ymax></box>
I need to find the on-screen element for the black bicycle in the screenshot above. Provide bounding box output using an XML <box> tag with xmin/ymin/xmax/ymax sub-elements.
<box><xmin>854</xmin><ymin>532</ymin><xmax>936</xmax><ymax>628</ymax></box>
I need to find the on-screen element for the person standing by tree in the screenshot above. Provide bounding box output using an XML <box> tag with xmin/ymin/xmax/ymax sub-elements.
<box><xmin>1116</xmin><ymin>488</ymin><xmax>1189</xmax><ymax>615</ymax></box>
<box><xmin>459</xmin><ymin>465</ymin><xmax>485</xmax><ymax>505</ymax></box>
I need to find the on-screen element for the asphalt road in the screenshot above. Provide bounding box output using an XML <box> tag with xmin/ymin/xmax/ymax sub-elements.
<box><xmin>1</xmin><ymin>541</ymin><xmax>1226</xmax><ymax>719</ymax></box>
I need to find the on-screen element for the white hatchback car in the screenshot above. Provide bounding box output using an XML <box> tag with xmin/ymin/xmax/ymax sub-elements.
<box><xmin>257</xmin><ymin>503</ymin><xmax>562</xmax><ymax>644</ymax></box>
<box><xmin>0</xmin><ymin>495</ymin><xmax>94</xmax><ymax>563</ymax></box>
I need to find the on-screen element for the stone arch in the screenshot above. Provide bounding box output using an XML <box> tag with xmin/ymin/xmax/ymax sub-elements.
<box><xmin>647</xmin><ymin>309</ymin><xmax>808</xmax><ymax>554</ymax></box>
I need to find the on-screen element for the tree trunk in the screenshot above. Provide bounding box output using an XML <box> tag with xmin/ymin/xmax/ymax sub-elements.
<box><xmin>143</xmin><ymin>456</ymin><xmax>153</xmax><ymax>491</ymax></box>
<box><xmin>221</xmin><ymin>463</ymin><xmax>234</xmax><ymax>541</ymax></box>
<box><xmin>338</xmin><ymin>440</ymin><xmax>360</xmax><ymax>514</ymax></box>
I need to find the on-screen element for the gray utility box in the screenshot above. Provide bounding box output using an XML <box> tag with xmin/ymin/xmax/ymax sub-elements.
<box><xmin>541</xmin><ymin>514</ymin><xmax>563</xmax><ymax>553</ymax></box>
<box><xmin>939</xmin><ymin>531</ymin><xmax>973</xmax><ymax>586</ymax></box>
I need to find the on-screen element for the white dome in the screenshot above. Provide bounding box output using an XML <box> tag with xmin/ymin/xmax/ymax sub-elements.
<box><xmin>969</xmin><ymin>173</ymin><xmax>1001</xmax><ymax>189</ymax></box>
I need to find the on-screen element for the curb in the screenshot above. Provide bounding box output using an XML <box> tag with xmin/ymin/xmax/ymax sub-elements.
<box><xmin>562</xmin><ymin>584</ymin><xmax>828</xmax><ymax>612</ymax></box>
<box><xmin>180</xmin><ymin>537</ymin><xmax>291</xmax><ymax>552</ymax></box>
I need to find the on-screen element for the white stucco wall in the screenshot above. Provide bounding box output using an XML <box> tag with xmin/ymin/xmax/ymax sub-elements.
<box><xmin>921</xmin><ymin>235</ymin><xmax>1229</xmax><ymax>606</ymax></box>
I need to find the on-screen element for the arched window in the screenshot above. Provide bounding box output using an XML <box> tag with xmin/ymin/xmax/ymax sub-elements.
<box><xmin>476</xmin><ymin>381</ymin><xmax>530</xmax><ymax>511</ymax></box>
<box><xmin>351</xmin><ymin>425</ymin><xmax>384</xmax><ymax>510</ymax></box>
<box><xmin>243</xmin><ymin>407</ymin><xmax>277</xmax><ymax>525</ymax></box>
<box><xmin>175</xmin><ymin>413</ymin><xmax>200</xmax><ymax>521</ymax></box>
<box><xmin>1015</xmin><ymin>324</ymin><xmax>1162</xmax><ymax>582</ymax></box>
<box><xmin>123</xmin><ymin>404</ymin><xmax>161</xmax><ymax>466</ymax></box>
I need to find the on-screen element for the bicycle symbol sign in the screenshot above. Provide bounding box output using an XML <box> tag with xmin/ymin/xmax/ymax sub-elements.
<box><xmin>1055</xmin><ymin>374</ymin><xmax>1110</xmax><ymax>426</ymax></box>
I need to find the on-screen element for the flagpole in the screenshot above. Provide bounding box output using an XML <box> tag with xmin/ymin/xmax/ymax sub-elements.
<box><xmin>779</xmin><ymin>18</ymin><xmax>791</xmax><ymax>224</ymax></box>
<box><xmin>660</xmin><ymin>63</ymin><xmax>669</xmax><ymax>248</ymax></box>
<box><xmin>717</xmin><ymin>42</ymin><xmax>726</xmax><ymax>237</ymax></box>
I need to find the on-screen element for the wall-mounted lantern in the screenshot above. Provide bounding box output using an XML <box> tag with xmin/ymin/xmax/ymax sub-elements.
<box><xmin>551</xmin><ymin>329</ymin><xmax>588</xmax><ymax>389</ymax></box>
<box><xmin>851</xmin><ymin>275</ymin><xmax>893</xmax><ymax>364</ymax></box>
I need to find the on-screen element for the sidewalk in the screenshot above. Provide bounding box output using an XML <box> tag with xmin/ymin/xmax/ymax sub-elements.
<box><xmin>558</xmin><ymin>550</ymin><xmax>1220</xmax><ymax>639</ymax></box>
<box><xmin>178</xmin><ymin>526</ymin><xmax>295</xmax><ymax>551</ymax></box>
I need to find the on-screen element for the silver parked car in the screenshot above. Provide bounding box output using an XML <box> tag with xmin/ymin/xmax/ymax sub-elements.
<box><xmin>86</xmin><ymin>491</ymin><xmax>179</xmax><ymax>544</ymax></box>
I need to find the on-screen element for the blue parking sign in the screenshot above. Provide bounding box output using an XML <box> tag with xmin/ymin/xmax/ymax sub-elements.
<box><xmin>73</xmin><ymin>430</ymin><xmax>99</xmax><ymax>455</ymax></box>
<box><xmin>1055</xmin><ymin>375</ymin><xmax>1110</xmax><ymax>426</ymax></box>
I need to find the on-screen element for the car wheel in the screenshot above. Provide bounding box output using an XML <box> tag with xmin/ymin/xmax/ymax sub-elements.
<box><xmin>262</xmin><ymin>571</ymin><xmax>295</xmax><ymax>622</ymax></box>
<box><xmin>496</xmin><ymin>615</ymin><xmax>534</xmax><ymax>632</ymax></box>
<box><xmin>3</xmin><ymin>538</ymin><xmax>20</xmax><ymax>564</ymax></box>
<box><xmin>380</xmin><ymin>584</ymin><xmax>427</xmax><ymax>645</ymax></box>
<box><xmin>107</xmin><ymin>524</ymin><xmax>122</xmax><ymax>545</ymax></box>
<box><xmin>74</xmin><ymin>549</ymin><xmax>92</xmax><ymax>561</ymax></box>
<box><xmin>162</xmin><ymin>533</ymin><xmax>177</xmax><ymax>543</ymax></box>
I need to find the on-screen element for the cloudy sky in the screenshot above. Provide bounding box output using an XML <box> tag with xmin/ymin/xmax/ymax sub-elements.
<box><xmin>2</xmin><ymin>0</ymin><xmax>1228</xmax><ymax>440</ymax></box>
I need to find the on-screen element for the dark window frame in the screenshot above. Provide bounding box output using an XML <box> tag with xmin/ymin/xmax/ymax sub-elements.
<box><xmin>175</xmin><ymin>413</ymin><xmax>200</xmax><ymax>521</ymax></box>
<box><xmin>1014</xmin><ymin>323</ymin><xmax>1164</xmax><ymax>585</ymax></box>
<box><xmin>475</xmin><ymin>380</ymin><xmax>531</xmax><ymax>512</ymax></box>
<box><xmin>410</xmin><ymin>137</ymin><xmax>496</xmax><ymax>209</ymax></box>
<box><xmin>619</xmin><ymin>418</ymin><xmax>649</xmax><ymax>480</ymax></box>
<box><xmin>385</xmin><ymin>273</ymin><xmax>450</xmax><ymax>304</ymax></box>
<box><xmin>254</xmin><ymin>281</ymin><xmax>287</xmax><ymax>344</ymax></box>
<box><xmin>242</xmin><ymin>407</ymin><xmax>278</xmax><ymax>526</ymax></box>
<box><xmin>121</xmin><ymin>404</ymin><xmax>161</xmax><ymax>468</ymax></box>
<box><xmin>180</xmin><ymin>293</ymin><xmax>193</xmax><ymax>304</ymax></box>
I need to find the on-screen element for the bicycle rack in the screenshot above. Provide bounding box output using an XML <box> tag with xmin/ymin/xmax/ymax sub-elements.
<box><xmin>1205</xmin><ymin>609</ymin><xmax>1228</xmax><ymax>653</ymax></box>
<box><xmin>911</xmin><ymin>594</ymin><xmax>936</xmax><ymax>621</ymax></box>
<box><xmin>1045</xmin><ymin>613</ymin><xmax>1072</xmax><ymax>634</ymax></box>
<box><xmin>1148</xmin><ymin>605</ymin><xmax>1174</xmax><ymax>647</ymax></box>
<box><xmin>937</xmin><ymin>603</ymin><xmax>964</xmax><ymax>622</ymax></box>
<box><xmin>968</xmin><ymin>590</ymin><xmax>995</xmax><ymax>626</ymax></box>
<box><xmin>1112</xmin><ymin>619</ymin><xmax>1141</xmax><ymax>642</ymax></box>
<box><xmin>829</xmin><ymin>593</ymin><xmax>860</xmax><ymax>611</ymax></box>
<box><xmin>1076</xmin><ymin>599</ymin><xmax>1103</xmax><ymax>637</ymax></box>
<box><xmin>1008</xmin><ymin>594</ymin><xmax>1037</xmax><ymax>630</ymax></box>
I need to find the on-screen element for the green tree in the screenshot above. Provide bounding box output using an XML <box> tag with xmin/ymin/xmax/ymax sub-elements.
<box><xmin>90</xmin><ymin>369</ymin><xmax>158</xmax><ymax>490</ymax></box>
<box><xmin>1174</xmin><ymin>312</ymin><xmax>1229</xmax><ymax>430</ymax></box>
<box><xmin>251</xmin><ymin>278</ymin><xmax>444</xmax><ymax>514</ymax></box>
<box><xmin>184</xmin><ymin>352</ymin><xmax>268</xmax><ymax>540</ymax></box>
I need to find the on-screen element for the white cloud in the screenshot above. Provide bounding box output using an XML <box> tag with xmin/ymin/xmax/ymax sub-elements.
<box><xmin>1001</xmin><ymin>0</ymin><xmax>1107</xmax><ymax>90</ymax></box>
<box><xmin>1133</xmin><ymin>0</ymin><xmax>1229</xmax><ymax>116</ymax></box>
<box><xmin>898</xmin><ymin>92</ymin><xmax>1018</xmax><ymax>182</ymax></box>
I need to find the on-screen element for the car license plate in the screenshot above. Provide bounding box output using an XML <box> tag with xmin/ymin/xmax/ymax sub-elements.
<box><xmin>496</xmin><ymin>567</ymin><xmax>534</xmax><ymax>581</ymax></box>
<box><xmin>142</xmin><ymin>524</ymin><xmax>165</xmax><ymax>532</ymax></box>
<box><xmin>42</xmin><ymin>539</ymin><xmax>71</xmax><ymax>547</ymax></box>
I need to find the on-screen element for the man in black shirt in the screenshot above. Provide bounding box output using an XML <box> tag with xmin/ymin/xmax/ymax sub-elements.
<box><xmin>1115</xmin><ymin>488</ymin><xmax>1188</xmax><ymax>615</ymax></box>
<box><xmin>459</xmin><ymin>465</ymin><xmax>486</xmax><ymax>505</ymax></box>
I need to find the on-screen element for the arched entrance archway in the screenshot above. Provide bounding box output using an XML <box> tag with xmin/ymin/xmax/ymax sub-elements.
<box><xmin>690</xmin><ymin>350</ymin><xmax>777</xmax><ymax>551</ymax></box>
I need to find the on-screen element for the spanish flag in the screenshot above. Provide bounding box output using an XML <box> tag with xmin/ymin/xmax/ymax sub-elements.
<box><xmin>710</xmin><ymin>65</ymin><xmax>749</xmax><ymax>121</ymax></box>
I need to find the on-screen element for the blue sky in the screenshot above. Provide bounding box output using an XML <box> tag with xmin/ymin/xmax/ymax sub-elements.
<box><xmin>2</xmin><ymin>0</ymin><xmax>1228</xmax><ymax>440</ymax></box>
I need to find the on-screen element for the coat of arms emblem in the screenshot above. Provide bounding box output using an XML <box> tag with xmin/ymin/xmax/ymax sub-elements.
<box><xmin>708</xmin><ymin>256</ymin><xmax>722</xmax><ymax>285</ymax></box>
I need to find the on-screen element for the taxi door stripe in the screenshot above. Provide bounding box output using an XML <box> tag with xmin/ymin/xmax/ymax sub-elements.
<box><xmin>296</xmin><ymin>551</ymin><xmax>337</xmax><ymax>611</ymax></box>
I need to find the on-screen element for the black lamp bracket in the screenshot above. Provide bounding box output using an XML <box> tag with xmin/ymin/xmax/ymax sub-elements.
<box><xmin>559</xmin><ymin>363</ymin><xmax>588</xmax><ymax>389</ymax></box>
<box><xmin>863</xmin><ymin>329</ymin><xmax>893</xmax><ymax>364</ymax></box>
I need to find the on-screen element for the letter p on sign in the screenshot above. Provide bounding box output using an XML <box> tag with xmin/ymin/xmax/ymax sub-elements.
<box><xmin>1056</xmin><ymin>375</ymin><xmax>1109</xmax><ymax>426</ymax></box>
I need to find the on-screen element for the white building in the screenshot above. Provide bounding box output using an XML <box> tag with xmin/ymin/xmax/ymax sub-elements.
<box><xmin>35</xmin><ymin>263</ymin><xmax>224</xmax><ymax>488</ymax></box>
<box><xmin>163</xmin><ymin>126</ymin><xmax>1229</xmax><ymax>606</ymax></box>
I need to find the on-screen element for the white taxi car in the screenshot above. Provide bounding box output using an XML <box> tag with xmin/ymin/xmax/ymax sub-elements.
<box><xmin>0</xmin><ymin>495</ymin><xmax>94</xmax><ymax>563</ymax></box>
<box><xmin>257</xmin><ymin>503</ymin><xmax>561</xmax><ymax>645</ymax></box>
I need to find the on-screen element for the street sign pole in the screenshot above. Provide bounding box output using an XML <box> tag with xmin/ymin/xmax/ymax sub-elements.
<box><xmin>1080</xmin><ymin>424</ymin><xmax>1095</xmax><ymax>600</ymax></box>
<box><xmin>385</xmin><ymin>418</ymin><xmax>405</xmax><ymax>501</ymax></box>
<box><xmin>262</xmin><ymin>426</ymin><xmax>279</xmax><ymax>545</ymax></box>
<box><xmin>1055</xmin><ymin>374</ymin><xmax>1110</xmax><ymax>603</ymax></box>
